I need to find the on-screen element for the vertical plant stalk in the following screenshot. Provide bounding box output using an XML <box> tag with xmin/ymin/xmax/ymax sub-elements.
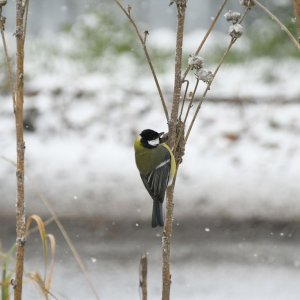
<box><xmin>293</xmin><ymin>0</ymin><xmax>300</xmax><ymax>39</ymax></box>
<box><xmin>139</xmin><ymin>254</ymin><xmax>148</xmax><ymax>300</ymax></box>
<box><xmin>163</xmin><ymin>2</ymin><xmax>186</xmax><ymax>300</ymax></box>
<box><xmin>14</xmin><ymin>0</ymin><xmax>26</xmax><ymax>299</ymax></box>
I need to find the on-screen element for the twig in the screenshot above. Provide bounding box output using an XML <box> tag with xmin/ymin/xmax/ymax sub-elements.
<box><xmin>182</xmin><ymin>0</ymin><xmax>229</xmax><ymax>81</ymax></box>
<box><xmin>253</xmin><ymin>0</ymin><xmax>300</xmax><ymax>51</ymax></box>
<box><xmin>14</xmin><ymin>0</ymin><xmax>27</xmax><ymax>298</ymax></box>
<box><xmin>178</xmin><ymin>79</ymin><xmax>189</xmax><ymax>121</ymax></box>
<box><xmin>139</xmin><ymin>254</ymin><xmax>147</xmax><ymax>300</ymax></box>
<box><xmin>114</xmin><ymin>0</ymin><xmax>169</xmax><ymax>121</ymax></box>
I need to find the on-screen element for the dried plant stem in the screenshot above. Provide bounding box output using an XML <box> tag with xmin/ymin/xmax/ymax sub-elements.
<box><xmin>139</xmin><ymin>255</ymin><xmax>148</xmax><ymax>300</ymax></box>
<box><xmin>253</xmin><ymin>0</ymin><xmax>300</xmax><ymax>51</ymax></box>
<box><xmin>293</xmin><ymin>0</ymin><xmax>300</xmax><ymax>38</ymax></box>
<box><xmin>162</xmin><ymin>3</ymin><xmax>186</xmax><ymax>300</ymax></box>
<box><xmin>182</xmin><ymin>0</ymin><xmax>229</xmax><ymax>81</ymax></box>
<box><xmin>114</xmin><ymin>0</ymin><xmax>169</xmax><ymax>121</ymax></box>
<box><xmin>14</xmin><ymin>0</ymin><xmax>26</xmax><ymax>299</ymax></box>
<box><xmin>185</xmin><ymin>38</ymin><xmax>236</xmax><ymax>144</ymax></box>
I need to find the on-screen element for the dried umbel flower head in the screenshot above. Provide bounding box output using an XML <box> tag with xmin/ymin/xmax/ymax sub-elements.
<box><xmin>229</xmin><ymin>24</ymin><xmax>243</xmax><ymax>39</ymax></box>
<box><xmin>196</xmin><ymin>68</ymin><xmax>214</xmax><ymax>84</ymax></box>
<box><xmin>224</xmin><ymin>10</ymin><xmax>241</xmax><ymax>24</ymax></box>
<box><xmin>240</xmin><ymin>0</ymin><xmax>255</xmax><ymax>8</ymax></box>
<box><xmin>188</xmin><ymin>54</ymin><xmax>204</xmax><ymax>70</ymax></box>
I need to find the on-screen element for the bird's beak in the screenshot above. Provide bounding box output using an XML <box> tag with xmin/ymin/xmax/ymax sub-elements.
<box><xmin>159</xmin><ymin>132</ymin><xmax>165</xmax><ymax>137</ymax></box>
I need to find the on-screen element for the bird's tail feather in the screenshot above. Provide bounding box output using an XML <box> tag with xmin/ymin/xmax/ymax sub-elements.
<box><xmin>152</xmin><ymin>200</ymin><xmax>164</xmax><ymax>228</ymax></box>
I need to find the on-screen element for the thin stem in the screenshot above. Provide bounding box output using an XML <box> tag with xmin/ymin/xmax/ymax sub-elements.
<box><xmin>139</xmin><ymin>255</ymin><xmax>148</xmax><ymax>300</ymax></box>
<box><xmin>293</xmin><ymin>0</ymin><xmax>300</xmax><ymax>39</ymax></box>
<box><xmin>114</xmin><ymin>0</ymin><xmax>169</xmax><ymax>121</ymax></box>
<box><xmin>173</xmin><ymin>78</ymin><xmax>199</xmax><ymax>152</ymax></box>
<box><xmin>178</xmin><ymin>79</ymin><xmax>189</xmax><ymax>121</ymax></box>
<box><xmin>253</xmin><ymin>0</ymin><xmax>300</xmax><ymax>51</ymax></box>
<box><xmin>182</xmin><ymin>0</ymin><xmax>229</xmax><ymax>81</ymax></box>
<box><xmin>184</xmin><ymin>38</ymin><xmax>236</xmax><ymax>144</ymax></box>
<box><xmin>14</xmin><ymin>0</ymin><xmax>26</xmax><ymax>298</ymax></box>
<box><xmin>23</xmin><ymin>0</ymin><xmax>29</xmax><ymax>45</ymax></box>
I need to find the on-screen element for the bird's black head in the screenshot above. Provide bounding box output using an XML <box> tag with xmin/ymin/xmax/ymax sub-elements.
<box><xmin>140</xmin><ymin>129</ymin><xmax>164</xmax><ymax>149</ymax></box>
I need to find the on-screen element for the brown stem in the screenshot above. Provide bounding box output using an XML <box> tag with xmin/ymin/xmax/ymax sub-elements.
<box><xmin>114</xmin><ymin>0</ymin><xmax>169</xmax><ymax>121</ymax></box>
<box><xmin>14</xmin><ymin>1</ymin><xmax>26</xmax><ymax>299</ymax></box>
<box><xmin>139</xmin><ymin>254</ymin><xmax>148</xmax><ymax>300</ymax></box>
<box><xmin>162</xmin><ymin>3</ymin><xmax>186</xmax><ymax>300</ymax></box>
<box><xmin>293</xmin><ymin>0</ymin><xmax>300</xmax><ymax>39</ymax></box>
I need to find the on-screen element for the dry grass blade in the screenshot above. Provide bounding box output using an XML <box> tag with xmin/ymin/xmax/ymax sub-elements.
<box><xmin>27</xmin><ymin>272</ymin><xmax>58</xmax><ymax>300</ymax></box>
<box><xmin>45</xmin><ymin>234</ymin><xmax>56</xmax><ymax>292</ymax></box>
<box><xmin>26</xmin><ymin>215</ymin><xmax>48</xmax><ymax>280</ymax></box>
<box><xmin>0</xmin><ymin>157</ymin><xmax>100</xmax><ymax>300</ymax></box>
<box><xmin>26</xmin><ymin>216</ymin><xmax>58</xmax><ymax>299</ymax></box>
<box><xmin>253</xmin><ymin>0</ymin><xmax>300</xmax><ymax>51</ymax></box>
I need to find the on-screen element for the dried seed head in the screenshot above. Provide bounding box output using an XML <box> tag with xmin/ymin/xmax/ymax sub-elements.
<box><xmin>224</xmin><ymin>10</ymin><xmax>241</xmax><ymax>24</ymax></box>
<box><xmin>229</xmin><ymin>24</ymin><xmax>243</xmax><ymax>39</ymax></box>
<box><xmin>240</xmin><ymin>0</ymin><xmax>255</xmax><ymax>8</ymax></box>
<box><xmin>196</xmin><ymin>68</ymin><xmax>214</xmax><ymax>84</ymax></box>
<box><xmin>188</xmin><ymin>54</ymin><xmax>204</xmax><ymax>70</ymax></box>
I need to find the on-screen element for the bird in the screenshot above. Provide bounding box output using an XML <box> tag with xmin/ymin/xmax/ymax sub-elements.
<box><xmin>134</xmin><ymin>129</ymin><xmax>176</xmax><ymax>227</ymax></box>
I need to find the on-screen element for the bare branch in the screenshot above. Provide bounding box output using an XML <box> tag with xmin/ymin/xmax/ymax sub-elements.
<box><xmin>114</xmin><ymin>0</ymin><xmax>169</xmax><ymax>121</ymax></box>
<box><xmin>14</xmin><ymin>0</ymin><xmax>27</xmax><ymax>298</ymax></box>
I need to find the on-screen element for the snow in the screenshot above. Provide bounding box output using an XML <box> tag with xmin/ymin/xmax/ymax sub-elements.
<box><xmin>1</xmin><ymin>28</ymin><xmax>300</xmax><ymax>222</ymax></box>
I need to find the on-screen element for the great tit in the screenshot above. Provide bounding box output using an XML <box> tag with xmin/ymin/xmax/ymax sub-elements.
<box><xmin>134</xmin><ymin>129</ymin><xmax>176</xmax><ymax>228</ymax></box>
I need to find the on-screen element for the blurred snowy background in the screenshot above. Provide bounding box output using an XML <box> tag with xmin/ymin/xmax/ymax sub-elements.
<box><xmin>1</xmin><ymin>0</ymin><xmax>300</xmax><ymax>299</ymax></box>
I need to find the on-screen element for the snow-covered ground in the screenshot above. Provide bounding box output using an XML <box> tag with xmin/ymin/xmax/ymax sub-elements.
<box><xmin>1</xmin><ymin>31</ymin><xmax>300</xmax><ymax>221</ymax></box>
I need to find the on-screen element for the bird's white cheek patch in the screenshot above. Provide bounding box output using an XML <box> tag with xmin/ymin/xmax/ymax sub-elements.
<box><xmin>148</xmin><ymin>138</ymin><xmax>159</xmax><ymax>146</ymax></box>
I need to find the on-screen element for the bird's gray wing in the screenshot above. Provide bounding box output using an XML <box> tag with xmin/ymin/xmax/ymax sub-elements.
<box><xmin>141</xmin><ymin>157</ymin><xmax>171</xmax><ymax>203</ymax></box>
